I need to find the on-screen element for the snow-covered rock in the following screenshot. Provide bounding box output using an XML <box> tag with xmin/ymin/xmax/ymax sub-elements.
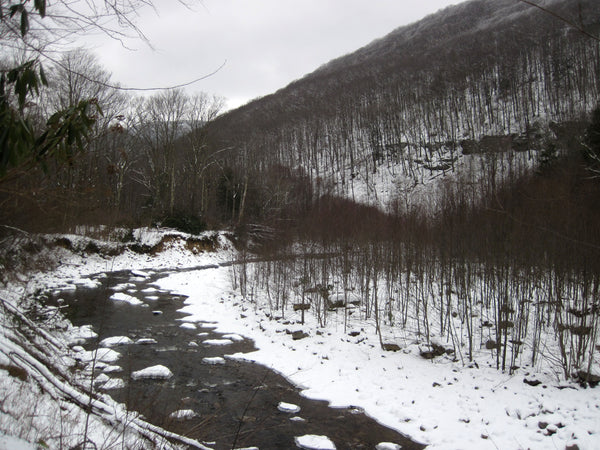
<box><xmin>277</xmin><ymin>402</ymin><xmax>301</xmax><ymax>413</ymax></box>
<box><xmin>102</xmin><ymin>365</ymin><xmax>122</xmax><ymax>374</ymax></box>
<box><xmin>294</xmin><ymin>434</ymin><xmax>336</xmax><ymax>450</ymax></box>
<box><xmin>131</xmin><ymin>365</ymin><xmax>173</xmax><ymax>380</ymax></box>
<box><xmin>222</xmin><ymin>333</ymin><xmax>244</xmax><ymax>342</ymax></box>
<box><xmin>73</xmin><ymin>278</ymin><xmax>101</xmax><ymax>288</ymax></box>
<box><xmin>135</xmin><ymin>338</ymin><xmax>157</xmax><ymax>345</ymax></box>
<box><xmin>111</xmin><ymin>283</ymin><xmax>135</xmax><ymax>292</ymax></box>
<box><xmin>202</xmin><ymin>339</ymin><xmax>233</xmax><ymax>346</ymax></box>
<box><xmin>76</xmin><ymin>348</ymin><xmax>120</xmax><ymax>364</ymax></box>
<box><xmin>99</xmin><ymin>336</ymin><xmax>133</xmax><ymax>347</ymax></box>
<box><xmin>110</xmin><ymin>292</ymin><xmax>143</xmax><ymax>305</ymax></box>
<box><xmin>168</xmin><ymin>409</ymin><xmax>197</xmax><ymax>420</ymax></box>
<box><xmin>131</xmin><ymin>270</ymin><xmax>150</xmax><ymax>278</ymax></box>
<box><xmin>101</xmin><ymin>378</ymin><xmax>126</xmax><ymax>390</ymax></box>
<box><xmin>202</xmin><ymin>357</ymin><xmax>225</xmax><ymax>365</ymax></box>
<box><xmin>376</xmin><ymin>443</ymin><xmax>402</xmax><ymax>450</ymax></box>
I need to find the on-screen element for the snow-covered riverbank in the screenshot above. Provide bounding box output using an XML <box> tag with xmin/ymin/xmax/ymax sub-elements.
<box><xmin>158</xmin><ymin>265</ymin><xmax>600</xmax><ymax>450</ymax></box>
<box><xmin>1</xmin><ymin>228</ymin><xmax>599</xmax><ymax>449</ymax></box>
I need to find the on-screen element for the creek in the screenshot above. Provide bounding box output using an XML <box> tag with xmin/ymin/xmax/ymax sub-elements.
<box><xmin>55</xmin><ymin>267</ymin><xmax>425</xmax><ymax>450</ymax></box>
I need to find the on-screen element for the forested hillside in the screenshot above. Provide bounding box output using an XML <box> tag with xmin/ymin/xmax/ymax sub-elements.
<box><xmin>2</xmin><ymin>0</ymin><xmax>598</xmax><ymax>232</ymax></box>
<box><xmin>207</xmin><ymin>0</ymin><xmax>600</xmax><ymax>214</ymax></box>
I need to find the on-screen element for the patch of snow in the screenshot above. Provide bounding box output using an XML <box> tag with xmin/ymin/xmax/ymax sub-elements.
<box><xmin>102</xmin><ymin>365</ymin><xmax>122</xmax><ymax>374</ymax></box>
<box><xmin>58</xmin><ymin>284</ymin><xmax>77</xmax><ymax>291</ymax></box>
<box><xmin>99</xmin><ymin>336</ymin><xmax>133</xmax><ymax>347</ymax></box>
<box><xmin>180</xmin><ymin>323</ymin><xmax>197</xmax><ymax>330</ymax></box>
<box><xmin>135</xmin><ymin>338</ymin><xmax>157</xmax><ymax>345</ymax></box>
<box><xmin>290</xmin><ymin>416</ymin><xmax>306</xmax><ymax>423</ymax></box>
<box><xmin>67</xmin><ymin>324</ymin><xmax>97</xmax><ymax>345</ymax></box>
<box><xmin>222</xmin><ymin>333</ymin><xmax>244</xmax><ymax>342</ymax></box>
<box><xmin>131</xmin><ymin>365</ymin><xmax>173</xmax><ymax>380</ymax></box>
<box><xmin>202</xmin><ymin>357</ymin><xmax>225</xmax><ymax>365</ymax></box>
<box><xmin>131</xmin><ymin>270</ymin><xmax>150</xmax><ymax>278</ymax></box>
<box><xmin>93</xmin><ymin>374</ymin><xmax>110</xmax><ymax>386</ymax></box>
<box><xmin>73</xmin><ymin>277</ymin><xmax>101</xmax><ymax>288</ymax></box>
<box><xmin>76</xmin><ymin>348</ymin><xmax>120</xmax><ymax>364</ymax></box>
<box><xmin>101</xmin><ymin>378</ymin><xmax>125</xmax><ymax>390</ymax></box>
<box><xmin>278</xmin><ymin>402</ymin><xmax>301</xmax><ymax>413</ymax></box>
<box><xmin>168</xmin><ymin>409</ymin><xmax>197</xmax><ymax>420</ymax></box>
<box><xmin>376</xmin><ymin>443</ymin><xmax>402</xmax><ymax>450</ymax></box>
<box><xmin>0</xmin><ymin>432</ymin><xmax>36</xmax><ymax>450</ymax></box>
<box><xmin>141</xmin><ymin>287</ymin><xmax>158</xmax><ymax>293</ymax></box>
<box><xmin>202</xmin><ymin>339</ymin><xmax>233</xmax><ymax>346</ymax></box>
<box><xmin>110</xmin><ymin>292</ymin><xmax>143</xmax><ymax>305</ymax></box>
<box><xmin>111</xmin><ymin>282</ymin><xmax>135</xmax><ymax>292</ymax></box>
<box><xmin>294</xmin><ymin>434</ymin><xmax>336</xmax><ymax>450</ymax></box>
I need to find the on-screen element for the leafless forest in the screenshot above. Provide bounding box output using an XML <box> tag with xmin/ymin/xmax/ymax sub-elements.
<box><xmin>2</xmin><ymin>0</ymin><xmax>600</xmax><ymax>382</ymax></box>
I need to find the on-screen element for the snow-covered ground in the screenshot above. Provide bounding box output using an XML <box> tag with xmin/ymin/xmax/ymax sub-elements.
<box><xmin>157</xmin><ymin>264</ymin><xmax>600</xmax><ymax>450</ymax></box>
<box><xmin>1</xmin><ymin>229</ymin><xmax>599</xmax><ymax>449</ymax></box>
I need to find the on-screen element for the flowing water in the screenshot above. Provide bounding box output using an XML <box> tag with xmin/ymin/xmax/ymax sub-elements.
<box><xmin>55</xmin><ymin>268</ymin><xmax>425</xmax><ymax>450</ymax></box>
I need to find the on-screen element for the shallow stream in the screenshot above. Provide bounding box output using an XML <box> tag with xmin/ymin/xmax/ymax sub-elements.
<box><xmin>55</xmin><ymin>268</ymin><xmax>424</xmax><ymax>450</ymax></box>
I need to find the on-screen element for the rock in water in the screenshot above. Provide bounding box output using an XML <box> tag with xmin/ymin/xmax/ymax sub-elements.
<box><xmin>294</xmin><ymin>434</ymin><xmax>336</xmax><ymax>450</ymax></box>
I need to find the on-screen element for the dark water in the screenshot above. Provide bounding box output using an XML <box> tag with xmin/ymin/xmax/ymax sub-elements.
<box><xmin>55</xmin><ymin>269</ymin><xmax>425</xmax><ymax>450</ymax></box>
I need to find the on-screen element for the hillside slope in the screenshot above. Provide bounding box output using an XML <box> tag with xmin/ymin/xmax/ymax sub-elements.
<box><xmin>207</xmin><ymin>0</ymin><xmax>600</xmax><ymax>212</ymax></box>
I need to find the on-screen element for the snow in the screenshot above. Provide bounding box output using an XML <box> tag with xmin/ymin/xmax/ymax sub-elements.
<box><xmin>102</xmin><ymin>365</ymin><xmax>122</xmax><ymax>374</ymax></box>
<box><xmin>2</xmin><ymin>228</ymin><xmax>598</xmax><ymax>450</ymax></box>
<box><xmin>290</xmin><ymin>416</ymin><xmax>306</xmax><ymax>422</ymax></box>
<box><xmin>99</xmin><ymin>336</ymin><xmax>133</xmax><ymax>347</ymax></box>
<box><xmin>376</xmin><ymin>443</ymin><xmax>402</xmax><ymax>450</ymax></box>
<box><xmin>156</xmin><ymin>260</ymin><xmax>600</xmax><ymax>450</ymax></box>
<box><xmin>109</xmin><ymin>292</ymin><xmax>143</xmax><ymax>305</ymax></box>
<box><xmin>294</xmin><ymin>434</ymin><xmax>337</xmax><ymax>449</ymax></box>
<box><xmin>278</xmin><ymin>402</ymin><xmax>301</xmax><ymax>413</ymax></box>
<box><xmin>70</xmin><ymin>324</ymin><xmax>97</xmax><ymax>341</ymax></box>
<box><xmin>142</xmin><ymin>287</ymin><xmax>159</xmax><ymax>293</ymax></box>
<box><xmin>131</xmin><ymin>365</ymin><xmax>173</xmax><ymax>380</ymax></box>
<box><xmin>202</xmin><ymin>357</ymin><xmax>226</xmax><ymax>365</ymax></box>
<box><xmin>131</xmin><ymin>269</ymin><xmax>150</xmax><ymax>278</ymax></box>
<box><xmin>111</xmin><ymin>282</ymin><xmax>136</xmax><ymax>292</ymax></box>
<box><xmin>0</xmin><ymin>432</ymin><xmax>36</xmax><ymax>450</ymax></box>
<box><xmin>180</xmin><ymin>322</ymin><xmax>197</xmax><ymax>330</ymax></box>
<box><xmin>202</xmin><ymin>338</ymin><xmax>233</xmax><ymax>346</ymax></box>
<box><xmin>168</xmin><ymin>409</ymin><xmax>197</xmax><ymax>420</ymax></box>
<box><xmin>76</xmin><ymin>348</ymin><xmax>120</xmax><ymax>364</ymax></box>
<box><xmin>135</xmin><ymin>338</ymin><xmax>158</xmax><ymax>345</ymax></box>
<box><xmin>222</xmin><ymin>333</ymin><xmax>244</xmax><ymax>342</ymax></box>
<box><xmin>72</xmin><ymin>277</ymin><xmax>101</xmax><ymax>288</ymax></box>
<box><xmin>101</xmin><ymin>378</ymin><xmax>126</xmax><ymax>390</ymax></box>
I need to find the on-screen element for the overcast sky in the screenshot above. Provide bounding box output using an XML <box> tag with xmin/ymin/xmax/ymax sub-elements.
<box><xmin>83</xmin><ymin>0</ymin><xmax>460</xmax><ymax>110</ymax></box>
